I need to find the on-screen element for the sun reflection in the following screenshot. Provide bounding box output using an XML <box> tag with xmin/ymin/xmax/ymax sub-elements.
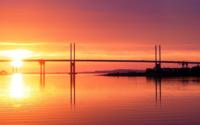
<box><xmin>9</xmin><ymin>73</ymin><xmax>29</xmax><ymax>99</ymax></box>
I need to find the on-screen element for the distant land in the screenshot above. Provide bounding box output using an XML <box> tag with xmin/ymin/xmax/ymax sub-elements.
<box><xmin>1</xmin><ymin>67</ymin><xmax>200</xmax><ymax>77</ymax></box>
<box><xmin>104</xmin><ymin>66</ymin><xmax>200</xmax><ymax>77</ymax></box>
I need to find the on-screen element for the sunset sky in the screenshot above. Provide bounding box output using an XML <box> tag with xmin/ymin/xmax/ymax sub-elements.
<box><xmin>0</xmin><ymin>0</ymin><xmax>200</xmax><ymax>71</ymax></box>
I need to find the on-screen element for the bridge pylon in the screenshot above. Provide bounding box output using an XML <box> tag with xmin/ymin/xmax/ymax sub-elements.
<box><xmin>155</xmin><ymin>45</ymin><xmax>162</xmax><ymax>70</ymax></box>
<box><xmin>70</xmin><ymin>43</ymin><xmax>76</xmax><ymax>108</ymax></box>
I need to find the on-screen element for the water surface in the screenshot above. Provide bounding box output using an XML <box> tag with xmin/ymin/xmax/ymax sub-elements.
<box><xmin>0</xmin><ymin>74</ymin><xmax>200</xmax><ymax>125</ymax></box>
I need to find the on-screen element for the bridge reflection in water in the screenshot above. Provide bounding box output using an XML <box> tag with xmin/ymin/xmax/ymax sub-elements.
<box><xmin>70</xmin><ymin>73</ymin><xmax>76</xmax><ymax>110</ymax></box>
<box><xmin>39</xmin><ymin>73</ymin><xmax>163</xmax><ymax>110</ymax></box>
<box><xmin>39</xmin><ymin>74</ymin><xmax>76</xmax><ymax>109</ymax></box>
<box><xmin>146</xmin><ymin>77</ymin><xmax>162</xmax><ymax>106</ymax></box>
<box><xmin>154</xmin><ymin>78</ymin><xmax>162</xmax><ymax>105</ymax></box>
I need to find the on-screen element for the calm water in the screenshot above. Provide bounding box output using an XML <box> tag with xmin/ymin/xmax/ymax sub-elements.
<box><xmin>0</xmin><ymin>74</ymin><xmax>200</xmax><ymax>125</ymax></box>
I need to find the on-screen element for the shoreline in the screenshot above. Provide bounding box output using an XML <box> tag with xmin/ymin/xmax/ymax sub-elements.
<box><xmin>103</xmin><ymin>66</ymin><xmax>200</xmax><ymax>78</ymax></box>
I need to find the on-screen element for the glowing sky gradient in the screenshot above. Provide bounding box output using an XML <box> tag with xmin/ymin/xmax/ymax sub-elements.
<box><xmin>0</xmin><ymin>0</ymin><xmax>200</xmax><ymax>67</ymax></box>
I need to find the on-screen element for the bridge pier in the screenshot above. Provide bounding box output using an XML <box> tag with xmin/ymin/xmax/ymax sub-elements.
<box><xmin>12</xmin><ymin>67</ymin><xmax>18</xmax><ymax>73</ymax></box>
<box><xmin>39</xmin><ymin>60</ymin><xmax>46</xmax><ymax>88</ymax></box>
<box><xmin>181</xmin><ymin>62</ymin><xmax>189</xmax><ymax>68</ymax></box>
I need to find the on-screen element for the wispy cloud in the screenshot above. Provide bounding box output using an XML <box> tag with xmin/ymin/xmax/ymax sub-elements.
<box><xmin>0</xmin><ymin>41</ymin><xmax>70</xmax><ymax>47</ymax></box>
<box><xmin>0</xmin><ymin>49</ymin><xmax>41</xmax><ymax>59</ymax></box>
<box><xmin>0</xmin><ymin>42</ymin><xmax>44</xmax><ymax>46</ymax></box>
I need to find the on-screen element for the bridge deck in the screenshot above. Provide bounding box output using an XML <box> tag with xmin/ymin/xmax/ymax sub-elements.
<box><xmin>0</xmin><ymin>59</ymin><xmax>199</xmax><ymax>64</ymax></box>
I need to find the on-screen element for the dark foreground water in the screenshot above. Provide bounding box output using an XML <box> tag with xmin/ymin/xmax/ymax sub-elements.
<box><xmin>0</xmin><ymin>74</ymin><xmax>200</xmax><ymax>125</ymax></box>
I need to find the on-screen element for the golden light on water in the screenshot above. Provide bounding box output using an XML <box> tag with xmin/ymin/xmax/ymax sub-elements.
<box><xmin>9</xmin><ymin>73</ymin><xmax>29</xmax><ymax>99</ymax></box>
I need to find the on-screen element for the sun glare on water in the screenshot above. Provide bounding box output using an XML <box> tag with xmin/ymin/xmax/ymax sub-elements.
<box><xmin>10</xmin><ymin>73</ymin><xmax>25</xmax><ymax>98</ymax></box>
<box><xmin>1</xmin><ymin>50</ymin><xmax>33</xmax><ymax>99</ymax></box>
<box><xmin>9</xmin><ymin>73</ymin><xmax>31</xmax><ymax>99</ymax></box>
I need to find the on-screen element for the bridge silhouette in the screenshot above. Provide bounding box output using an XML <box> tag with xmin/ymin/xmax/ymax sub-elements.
<box><xmin>1</xmin><ymin>43</ymin><xmax>200</xmax><ymax>82</ymax></box>
<box><xmin>1</xmin><ymin>59</ymin><xmax>200</xmax><ymax>64</ymax></box>
<box><xmin>0</xmin><ymin>44</ymin><xmax>199</xmax><ymax>65</ymax></box>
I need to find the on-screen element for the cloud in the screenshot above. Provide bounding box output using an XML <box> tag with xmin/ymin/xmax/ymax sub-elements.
<box><xmin>0</xmin><ymin>42</ymin><xmax>70</xmax><ymax>47</ymax></box>
<box><xmin>0</xmin><ymin>42</ymin><xmax>44</xmax><ymax>46</ymax></box>
<box><xmin>0</xmin><ymin>49</ymin><xmax>40</xmax><ymax>59</ymax></box>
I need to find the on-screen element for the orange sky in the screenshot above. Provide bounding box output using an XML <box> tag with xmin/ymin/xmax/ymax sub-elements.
<box><xmin>0</xmin><ymin>0</ymin><xmax>200</xmax><ymax>71</ymax></box>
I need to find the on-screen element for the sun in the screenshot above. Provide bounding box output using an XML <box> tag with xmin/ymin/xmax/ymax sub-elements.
<box><xmin>1</xmin><ymin>50</ymin><xmax>33</xmax><ymax>68</ymax></box>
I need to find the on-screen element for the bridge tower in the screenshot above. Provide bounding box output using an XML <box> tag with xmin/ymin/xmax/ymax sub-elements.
<box><xmin>70</xmin><ymin>43</ymin><xmax>76</xmax><ymax>108</ymax></box>
<box><xmin>155</xmin><ymin>45</ymin><xmax>162</xmax><ymax>70</ymax></box>
<box><xmin>70</xmin><ymin>43</ymin><xmax>76</xmax><ymax>76</ymax></box>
